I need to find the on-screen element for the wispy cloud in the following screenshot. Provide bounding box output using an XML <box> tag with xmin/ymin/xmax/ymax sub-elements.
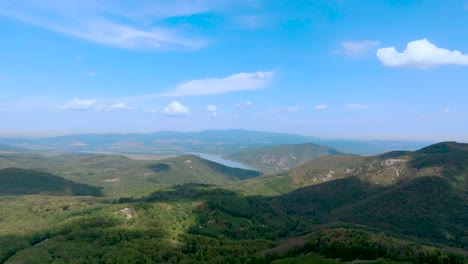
<box><xmin>0</xmin><ymin>1</ymin><xmax>214</xmax><ymax>51</ymax></box>
<box><xmin>97</xmin><ymin>102</ymin><xmax>132</xmax><ymax>112</ymax></box>
<box><xmin>160</xmin><ymin>71</ymin><xmax>273</xmax><ymax>96</ymax></box>
<box><xmin>377</xmin><ymin>39</ymin><xmax>468</xmax><ymax>68</ymax></box>
<box><xmin>235</xmin><ymin>101</ymin><xmax>253</xmax><ymax>108</ymax></box>
<box><xmin>335</xmin><ymin>40</ymin><xmax>381</xmax><ymax>58</ymax></box>
<box><xmin>206</xmin><ymin>105</ymin><xmax>217</xmax><ymax>112</ymax></box>
<box><xmin>346</xmin><ymin>103</ymin><xmax>369</xmax><ymax>110</ymax></box>
<box><xmin>60</xmin><ymin>98</ymin><xmax>96</xmax><ymax>111</ymax></box>
<box><xmin>314</xmin><ymin>104</ymin><xmax>327</xmax><ymax>110</ymax></box>
<box><xmin>163</xmin><ymin>100</ymin><xmax>190</xmax><ymax>116</ymax></box>
<box><xmin>60</xmin><ymin>99</ymin><xmax>132</xmax><ymax>112</ymax></box>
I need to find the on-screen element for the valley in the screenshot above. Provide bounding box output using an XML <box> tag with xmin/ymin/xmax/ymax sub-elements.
<box><xmin>0</xmin><ymin>138</ymin><xmax>467</xmax><ymax>263</ymax></box>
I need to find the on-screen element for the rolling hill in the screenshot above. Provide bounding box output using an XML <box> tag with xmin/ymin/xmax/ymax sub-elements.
<box><xmin>0</xmin><ymin>152</ymin><xmax>262</xmax><ymax>197</ymax></box>
<box><xmin>266</xmin><ymin>141</ymin><xmax>468</xmax><ymax>248</ymax></box>
<box><xmin>146</xmin><ymin>155</ymin><xmax>261</xmax><ymax>184</ymax></box>
<box><xmin>0</xmin><ymin>168</ymin><xmax>103</xmax><ymax>196</ymax></box>
<box><xmin>1</xmin><ymin>141</ymin><xmax>467</xmax><ymax>263</ymax></box>
<box><xmin>237</xmin><ymin>142</ymin><xmax>468</xmax><ymax>196</ymax></box>
<box><xmin>225</xmin><ymin>143</ymin><xmax>349</xmax><ymax>172</ymax></box>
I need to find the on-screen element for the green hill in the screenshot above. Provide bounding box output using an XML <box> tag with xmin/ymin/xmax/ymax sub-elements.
<box><xmin>1</xmin><ymin>142</ymin><xmax>467</xmax><ymax>263</ymax></box>
<box><xmin>236</xmin><ymin>142</ymin><xmax>467</xmax><ymax>196</ymax></box>
<box><xmin>0</xmin><ymin>168</ymin><xmax>103</xmax><ymax>196</ymax></box>
<box><xmin>226</xmin><ymin>143</ymin><xmax>349</xmax><ymax>172</ymax></box>
<box><xmin>146</xmin><ymin>155</ymin><xmax>261</xmax><ymax>185</ymax></box>
<box><xmin>336</xmin><ymin>176</ymin><xmax>468</xmax><ymax>248</ymax></box>
<box><xmin>234</xmin><ymin>155</ymin><xmax>365</xmax><ymax>195</ymax></box>
<box><xmin>266</xmin><ymin>142</ymin><xmax>468</xmax><ymax>248</ymax></box>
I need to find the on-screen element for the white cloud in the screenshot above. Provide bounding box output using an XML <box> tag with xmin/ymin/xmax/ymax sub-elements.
<box><xmin>444</xmin><ymin>107</ymin><xmax>451</xmax><ymax>113</ymax></box>
<box><xmin>376</xmin><ymin>39</ymin><xmax>468</xmax><ymax>68</ymax></box>
<box><xmin>97</xmin><ymin>102</ymin><xmax>132</xmax><ymax>112</ymax></box>
<box><xmin>335</xmin><ymin>40</ymin><xmax>380</xmax><ymax>58</ymax></box>
<box><xmin>206</xmin><ymin>105</ymin><xmax>218</xmax><ymax>118</ymax></box>
<box><xmin>0</xmin><ymin>1</ymin><xmax>211</xmax><ymax>51</ymax></box>
<box><xmin>346</xmin><ymin>103</ymin><xmax>369</xmax><ymax>110</ymax></box>
<box><xmin>206</xmin><ymin>105</ymin><xmax>217</xmax><ymax>112</ymax></box>
<box><xmin>314</xmin><ymin>104</ymin><xmax>327</xmax><ymax>110</ymax></box>
<box><xmin>235</xmin><ymin>101</ymin><xmax>253</xmax><ymax>108</ymax></box>
<box><xmin>163</xmin><ymin>100</ymin><xmax>189</xmax><ymax>116</ymax></box>
<box><xmin>60</xmin><ymin>98</ymin><xmax>96</xmax><ymax>110</ymax></box>
<box><xmin>161</xmin><ymin>71</ymin><xmax>273</xmax><ymax>96</ymax></box>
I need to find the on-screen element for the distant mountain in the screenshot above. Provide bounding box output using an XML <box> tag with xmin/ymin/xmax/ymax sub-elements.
<box><xmin>0</xmin><ymin>129</ymin><xmax>432</xmax><ymax>155</ymax></box>
<box><xmin>225</xmin><ymin>143</ymin><xmax>349</xmax><ymax>172</ymax></box>
<box><xmin>0</xmin><ymin>168</ymin><xmax>103</xmax><ymax>196</ymax></box>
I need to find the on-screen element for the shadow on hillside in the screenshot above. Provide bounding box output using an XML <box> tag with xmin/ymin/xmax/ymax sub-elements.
<box><xmin>0</xmin><ymin>168</ymin><xmax>104</xmax><ymax>197</ymax></box>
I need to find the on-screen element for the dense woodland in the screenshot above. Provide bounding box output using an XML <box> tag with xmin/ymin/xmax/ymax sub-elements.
<box><xmin>0</xmin><ymin>142</ymin><xmax>467</xmax><ymax>263</ymax></box>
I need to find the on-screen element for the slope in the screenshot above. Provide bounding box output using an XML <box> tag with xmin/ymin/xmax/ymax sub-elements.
<box><xmin>267</xmin><ymin>142</ymin><xmax>468</xmax><ymax>248</ymax></box>
<box><xmin>146</xmin><ymin>155</ymin><xmax>261</xmax><ymax>185</ymax></box>
<box><xmin>226</xmin><ymin>143</ymin><xmax>349</xmax><ymax>172</ymax></box>
<box><xmin>0</xmin><ymin>168</ymin><xmax>103</xmax><ymax>196</ymax></box>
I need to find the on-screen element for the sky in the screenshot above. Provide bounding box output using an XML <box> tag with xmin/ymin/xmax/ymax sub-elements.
<box><xmin>1</xmin><ymin>0</ymin><xmax>467</xmax><ymax>141</ymax></box>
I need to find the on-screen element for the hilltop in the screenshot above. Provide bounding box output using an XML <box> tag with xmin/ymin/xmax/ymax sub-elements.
<box><xmin>225</xmin><ymin>143</ymin><xmax>348</xmax><ymax>172</ymax></box>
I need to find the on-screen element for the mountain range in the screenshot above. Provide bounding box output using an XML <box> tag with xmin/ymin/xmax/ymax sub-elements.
<box><xmin>0</xmin><ymin>129</ymin><xmax>432</xmax><ymax>155</ymax></box>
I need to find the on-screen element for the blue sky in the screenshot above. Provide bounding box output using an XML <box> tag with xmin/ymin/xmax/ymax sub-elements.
<box><xmin>1</xmin><ymin>0</ymin><xmax>467</xmax><ymax>141</ymax></box>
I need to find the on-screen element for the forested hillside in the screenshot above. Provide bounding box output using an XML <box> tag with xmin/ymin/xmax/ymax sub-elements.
<box><xmin>1</xmin><ymin>142</ymin><xmax>467</xmax><ymax>263</ymax></box>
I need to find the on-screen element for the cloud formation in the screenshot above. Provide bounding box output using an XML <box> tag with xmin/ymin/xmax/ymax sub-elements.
<box><xmin>60</xmin><ymin>98</ymin><xmax>96</xmax><ymax>110</ymax></box>
<box><xmin>235</xmin><ymin>101</ymin><xmax>253</xmax><ymax>108</ymax></box>
<box><xmin>376</xmin><ymin>39</ymin><xmax>468</xmax><ymax>68</ymax></box>
<box><xmin>163</xmin><ymin>100</ymin><xmax>189</xmax><ymax>116</ymax></box>
<box><xmin>206</xmin><ymin>104</ymin><xmax>219</xmax><ymax>118</ymax></box>
<box><xmin>336</xmin><ymin>40</ymin><xmax>380</xmax><ymax>58</ymax></box>
<box><xmin>0</xmin><ymin>1</ymin><xmax>213</xmax><ymax>51</ymax></box>
<box><xmin>97</xmin><ymin>102</ymin><xmax>132</xmax><ymax>112</ymax></box>
<box><xmin>206</xmin><ymin>105</ymin><xmax>217</xmax><ymax>112</ymax></box>
<box><xmin>314</xmin><ymin>104</ymin><xmax>327</xmax><ymax>110</ymax></box>
<box><xmin>161</xmin><ymin>71</ymin><xmax>273</xmax><ymax>96</ymax></box>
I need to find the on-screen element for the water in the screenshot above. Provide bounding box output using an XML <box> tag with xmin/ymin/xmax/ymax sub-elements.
<box><xmin>188</xmin><ymin>152</ymin><xmax>258</xmax><ymax>171</ymax></box>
